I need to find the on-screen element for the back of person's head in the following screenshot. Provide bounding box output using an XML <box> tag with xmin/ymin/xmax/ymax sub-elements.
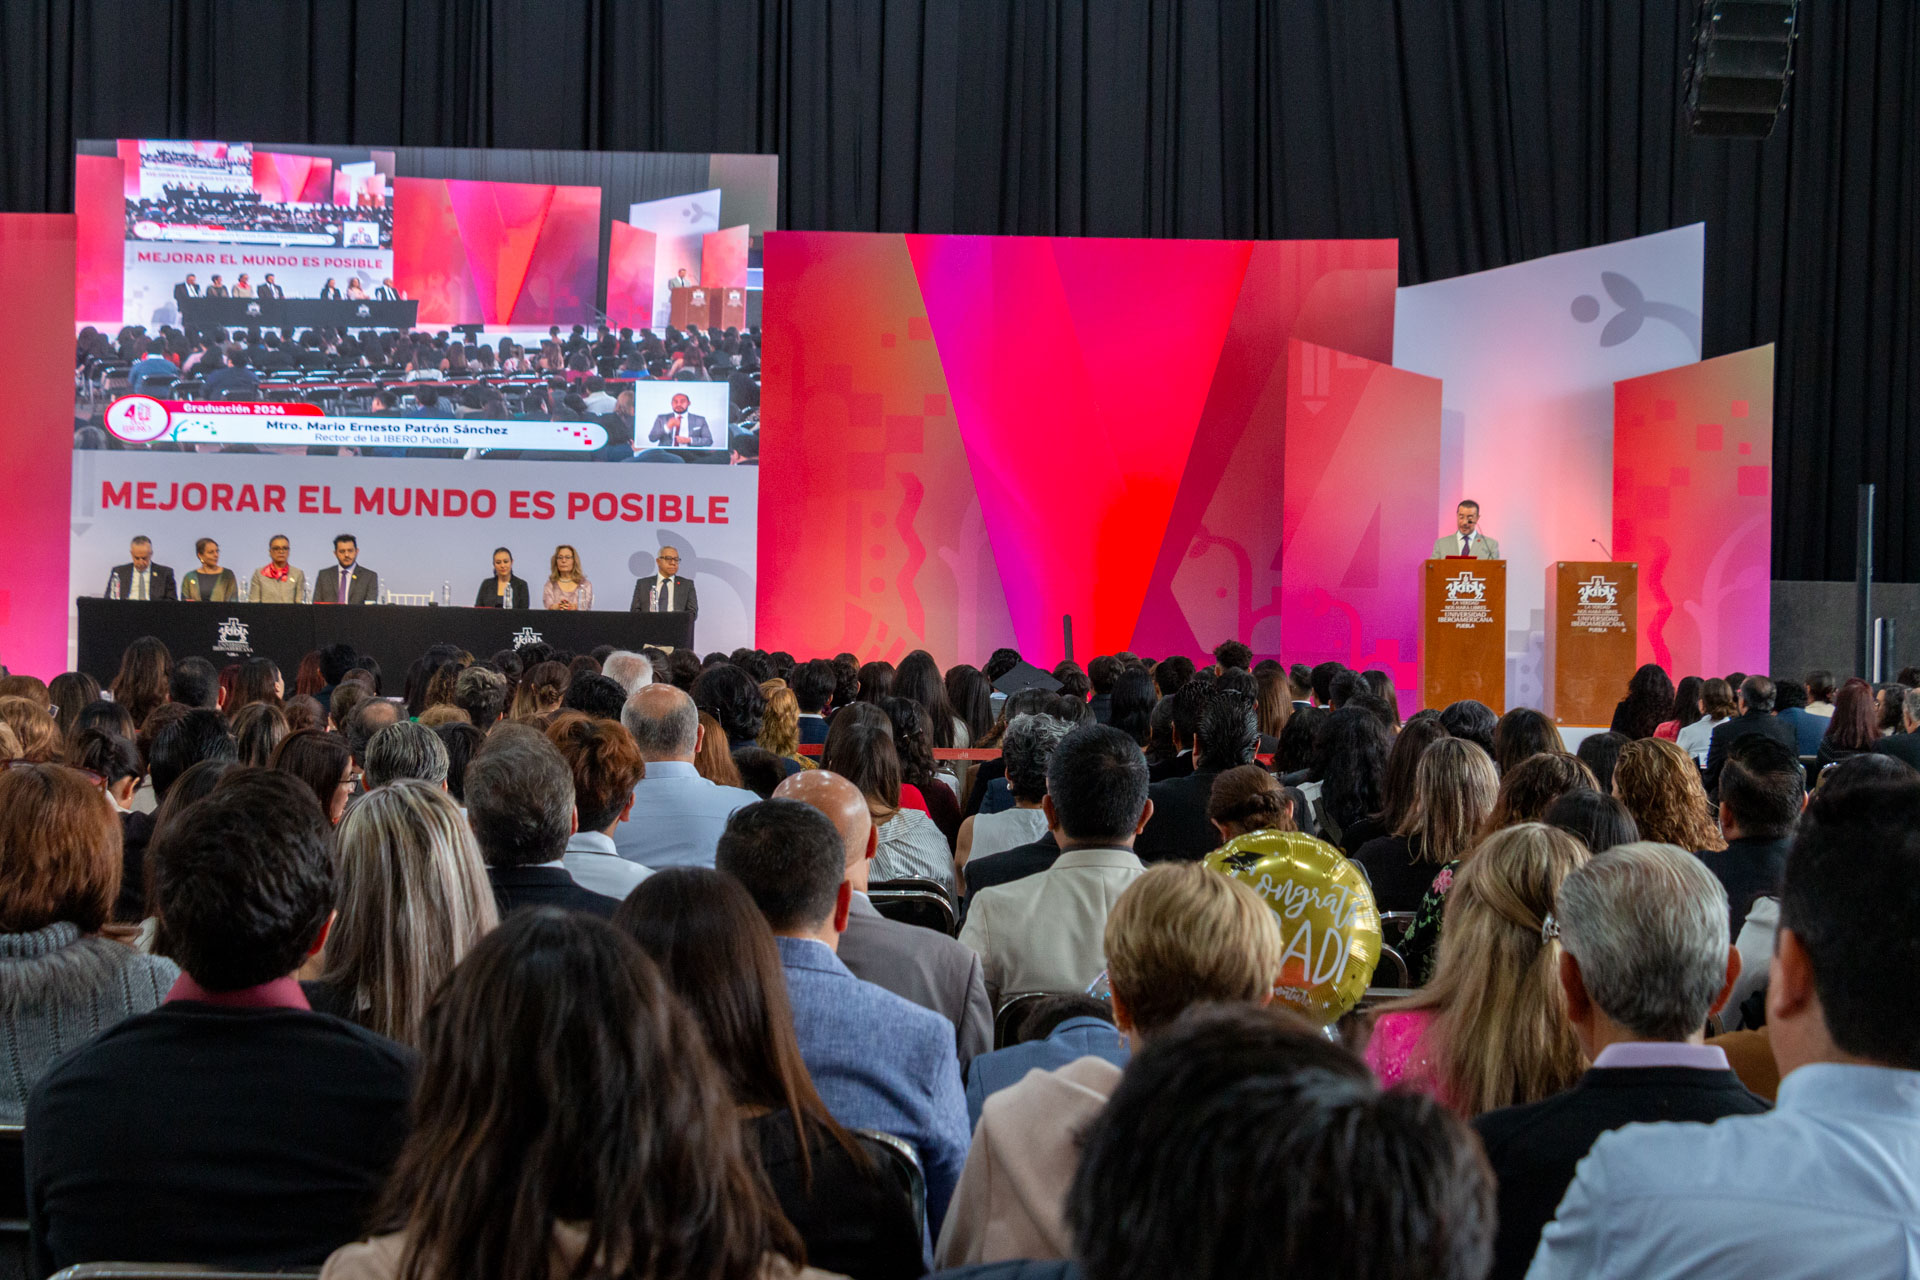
<box><xmin>996</xmin><ymin>713</ymin><xmax>1066</xmax><ymax>804</ymax></box>
<box><xmin>1719</xmin><ymin>735</ymin><xmax>1805</xmax><ymax>839</ymax></box>
<box><xmin>791</xmin><ymin>659</ymin><xmax>836</xmax><ymax>714</ymax></box>
<box><xmin>453</xmin><ymin>666</ymin><xmax>509</xmax><ymax>729</ymax></box>
<box><xmin>1308</xmin><ymin>661</ymin><xmax>1345</xmax><ymax>705</ymax></box>
<box><xmin>148</xmin><ymin>707</ymin><xmax>237</xmax><ymax>801</ymax></box>
<box><xmin>230</xmin><ymin>702</ymin><xmax>289</xmax><ymax>768</ymax></box>
<box><xmin>1206</xmin><ymin>765</ymin><xmax>1294</xmax><ymax>839</ymax></box>
<box><xmin>317</xmin><ymin>642</ymin><xmax>360</xmax><ymax>686</ymax></box>
<box><xmin>547</xmin><ymin>715</ymin><xmax>645</xmax><ymax>832</ymax></box>
<box><xmin>68</xmin><ymin>727</ymin><xmax>142</xmax><ymax>794</ymax></box>
<box><xmin>715</xmin><ymin>799</ymin><xmax>846</xmax><ymax>932</ymax></box>
<box><xmin>434</xmin><ymin>721</ymin><xmax>485</xmax><ymax>803</ymax></box>
<box><xmin>0</xmin><ymin>696</ymin><xmax>61</xmax><ymax>763</ymax></box>
<box><xmin>168</xmin><ymin>656</ymin><xmax>220</xmax><ymax>709</ymax></box>
<box><xmin>1613</xmin><ymin>738</ymin><xmax>1723</xmax><ymax>850</ymax></box>
<box><xmin>364</xmin><ymin>720</ymin><xmax>450</xmax><ymax>789</ymax></box>
<box><xmin>1070</xmin><ymin>1004</ymin><xmax>1492</xmax><ymax>1280</ymax></box>
<box><xmin>149</xmin><ymin>771</ymin><xmax>333</xmax><ymax>991</ymax></box>
<box><xmin>561</xmin><ymin>674</ymin><xmax>626</xmax><ymax>721</ymax></box>
<box><xmin>1273</xmin><ymin>704</ymin><xmax>1321</xmax><ymax>775</ymax></box>
<box><xmin>1555</xmin><ymin>841</ymin><xmax>1730</xmax><ymax>1040</ymax></box>
<box><xmin>1405</xmin><ymin>738</ymin><xmax>1500</xmax><ymax>864</ymax></box>
<box><xmin>1574</xmin><ymin>730</ymin><xmax>1629</xmax><ymax>794</ymax></box>
<box><xmin>1493</xmin><ymin>707</ymin><xmax>1565</xmax><ymax>774</ymax></box>
<box><xmin>691</xmin><ymin>663</ymin><xmax>768</xmax><ymax>745</ymax></box>
<box><xmin>1779</xmin><ymin>780</ymin><xmax>1920</xmax><ymax>1068</ymax></box>
<box><xmin>269</xmin><ymin>728</ymin><xmax>350</xmax><ymax>819</ymax></box>
<box><xmin>600</xmin><ymin>650</ymin><xmax>654</xmax><ymax>694</ymax></box>
<box><xmin>1155</xmin><ymin>654</ymin><xmax>1196</xmax><ymax>698</ymax></box>
<box><xmin>1048</xmin><ymin>724</ymin><xmax>1150</xmax><ymax>845</ymax></box>
<box><xmin>1487</xmin><ymin>752</ymin><xmax>1598</xmax><ymax>831</ymax></box>
<box><xmin>1739</xmin><ymin>674</ymin><xmax>1777</xmax><ymax>713</ymax></box>
<box><xmin>1311</xmin><ymin>705</ymin><xmax>1393</xmax><ymax>831</ymax></box>
<box><xmin>622</xmin><ymin>682</ymin><xmax>700</xmax><ymax>761</ymax></box>
<box><xmin>1286</xmin><ymin>663</ymin><xmax>1313</xmax><ymax>698</ymax></box>
<box><xmin>1700</xmin><ymin>676</ymin><xmax>1739</xmax><ymax>719</ymax></box>
<box><xmin>376</xmin><ymin>908</ymin><xmax>795</xmax><ymax>1280</ymax></box>
<box><xmin>1105</xmin><ymin>864</ymin><xmax>1284</xmax><ymax>1037</ymax></box>
<box><xmin>821</xmin><ymin>704</ymin><xmax>903</xmax><ymax>815</ymax></box>
<box><xmin>1438</xmin><ymin>699</ymin><xmax>1498</xmax><ymax>757</ymax></box>
<box><xmin>1545</xmin><ymin>789</ymin><xmax>1640</xmax><ymax>853</ymax></box>
<box><xmin>0</xmin><ymin>763</ymin><xmax>121</xmax><ymax>933</ymax></box>
<box><xmin>1805</xmin><ymin>669</ymin><xmax>1837</xmax><ymax>704</ymax></box>
<box><xmin>464</xmin><ymin>725</ymin><xmax>575</xmax><ymax>868</ymax></box>
<box><xmin>1196</xmin><ymin>691</ymin><xmax>1260</xmax><ymax>770</ymax></box>
<box><xmin>1775</xmin><ymin>678</ymin><xmax>1808</xmax><ymax>711</ymax></box>
<box><xmin>1088</xmin><ymin>654</ymin><xmax>1122</xmax><ymax>695</ymax></box>
<box><xmin>1212</xmin><ymin>640</ymin><xmax>1253</xmax><ymax>672</ymax></box>
<box><xmin>325</xmin><ymin>779</ymin><xmax>498</xmax><ymax>1044</ymax></box>
<box><xmin>1376</xmin><ymin>714</ymin><xmax>1448</xmax><ymax>831</ymax></box>
<box><xmin>345</xmin><ymin>697</ymin><xmax>403</xmax><ymax>766</ymax></box>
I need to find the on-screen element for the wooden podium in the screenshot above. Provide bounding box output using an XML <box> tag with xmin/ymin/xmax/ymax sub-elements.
<box><xmin>668</xmin><ymin>285</ymin><xmax>710</xmax><ymax>329</ymax></box>
<box><xmin>716</xmin><ymin>286</ymin><xmax>747</xmax><ymax>330</ymax></box>
<box><xmin>1420</xmin><ymin>559</ymin><xmax>1505</xmax><ymax>712</ymax></box>
<box><xmin>1544</xmin><ymin>561</ymin><xmax>1638</xmax><ymax>726</ymax></box>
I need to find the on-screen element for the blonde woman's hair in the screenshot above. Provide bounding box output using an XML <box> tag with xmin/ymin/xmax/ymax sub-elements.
<box><xmin>548</xmin><ymin>544</ymin><xmax>585</xmax><ymax>585</ymax></box>
<box><xmin>417</xmin><ymin>703</ymin><xmax>472</xmax><ymax>729</ymax></box>
<box><xmin>1613</xmin><ymin>738</ymin><xmax>1727</xmax><ymax>852</ymax></box>
<box><xmin>320</xmin><ymin>779</ymin><xmax>500</xmax><ymax>1045</ymax></box>
<box><xmin>1386</xmin><ymin>822</ymin><xmax>1590</xmax><ymax>1116</ymax></box>
<box><xmin>759</xmin><ymin>687</ymin><xmax>804</xmax><ymax>760</ymax></box>
<box><xmin>509</xmin><ymin>660</ymin><xmax>569</xmax><ymax>722</ymax></box>
<box><xmin>1399</xmin><ymin>738</ymin><xmax>1500</xmax><ymax>864</ymax></box>
<box><xmin>1105</xmin><ymin>863</ymin><xmax>1285</xmax><ymax>1037</ymax></box>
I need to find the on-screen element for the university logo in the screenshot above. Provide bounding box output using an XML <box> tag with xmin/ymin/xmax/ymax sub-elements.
<box><xmin>510</xmin><ymin>627</ymin><xmax>544</xmax><ymax>649</ymax></box>
<box><xmin>1577</xmin><ymin>575</ymin><xmax>1618</xmax><ymax>608</ymax></box>
<box><xmin>245</xmin><ymin>301</ymin><xmax>261</xmax><ymax>316</ymax></box>
<box><xmin>213</xmin><ymin>617</ymin><xmax>253</xmax><ymax>657</ymax></box>
<box><xmin>1444</xmin><ymin>571</ymin><xmax>1486</xmax><ymax>604</ymax></box>
<box><xmin>356</xmin><ymin>303</ymin><xmax>371</xmax><ymax>318</ymax></box>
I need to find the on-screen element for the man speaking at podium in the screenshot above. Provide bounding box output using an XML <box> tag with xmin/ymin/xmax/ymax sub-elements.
<box><xmin>1432</xmin><ymin>499</ymin><xmax>1502</xmax><ymax>559</ymax></box>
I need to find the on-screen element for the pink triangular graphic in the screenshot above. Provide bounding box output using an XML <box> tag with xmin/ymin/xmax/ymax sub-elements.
<box><xmin>907</xmin><ymin>235</ymin><xmax>1250</xmax><ymax>660</ymax></box>
<box><xmin>1340</xmin><ymin>504</ymin><xmax>1382</xmax><ymax>589</ymax></box>
<box><xmin>446</xmin><ymin>181</ymin><xmax>556</xmax><ymax>324</ymax></box>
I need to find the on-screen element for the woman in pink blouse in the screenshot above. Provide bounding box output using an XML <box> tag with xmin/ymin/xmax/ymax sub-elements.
<box><xmin>542</xmin><ymin>544</ymin><xmax>592</xmax><ymax>611</ymax></box>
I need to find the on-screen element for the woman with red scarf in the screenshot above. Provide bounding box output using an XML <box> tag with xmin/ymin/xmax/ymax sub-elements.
<box><xmin>246</xmin><ymin>533</ymin><xmax>309</xmax><ymax>604</ymax></box>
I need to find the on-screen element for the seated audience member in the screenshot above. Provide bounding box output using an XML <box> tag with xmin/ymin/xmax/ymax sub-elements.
<box><xmin>883</xmin><ymin>696</ymin><xmax>958</xmax><ymax>836</ymax></box>
<box><xmin>1439</xmin><ymin>698</ymin><xmax>1499</xmax><ymax>759</ymax></box>
<box><xmin>0</xmin><ymin>764</ymin><xmax>178</xmax><ymax>1122</ymax></box>
<box><xmin>321</xmin><ymin>909</ymin><xmax>834</xmax><ymax>1280</ymax></box>
<box><xmin>956</xmin><ymin>714</ymin><xmax>1067</xmax><ymax>881</ymax></box>
<box><xmin>1574</xmin><ymin>730</ymin><xmax>1629</xmax><ymax>794</ymax></box>
<box><xmin>612</xmin><ymin>684</ymin><xmax>756</xmax><ymax>869</ymax></box>
<box><xmin>825</xmin><ymin>706</ymin><xmax>954</xmax><ymax>890</ymax></box>
<box><xmin>715</xmin><ymin>800</ymin><xmax>969</xmax><ymax>1234</ymax></box>
<box><xmin>1816</xmin><ymin>676</ymin><xmax>1881</xmax><ymax>771</ymax></box>
<box><xmin>1474</xmin><ymin>843</ymin><xmax>1764</xmax><ymax>1280</ymax></box>
<box><xmin>1146</xmin><ymin>680</ymin><xmax>1210</xmax><ymax>783</ymax></box>
<box><xmin>1700</xmin><ymin>735</ymin><xmax>1803</xmax><ymax>937</ymax></box>
<box><xmin>361</xmin><ymin>721</ymin><xmax>449</xmax><ymax>790</ymax></box>
<box><xmin>695</xmin><ymin>711</ymin><xmax>748</xmax><ymax>787</ymax></box>
<box><xmin>1678</xmin><ymin>676</ymin><xmax>1737</xmax><ymax>764</ymax></box>
<box><xmin>282</xmin><ymin>693</ymin><xmax>326</xmax><ymax>734</ymax></box>
<box><xmin>1340</xmin><ymin>712</ymin><xmax>1447</xmax><ymax>852</ymax></box>
<box><xmin>598</xmin><ymin>649</ymin><xmax>654</xmax><ymax>695</ymax></box>
<box><xmin>938</xmin><ymin>1004</ymin><xmax>1491</xmax><ymax>1280</ymax></box>
<box><xmin>1614</xmin><ymin>737</ymin><xmax>1726</xmax><ymax>854</ymax></box>
<box><xmin>563</xmin><ymin>672</ymin><xmax>628</xmax><ymax>721</ymax></box>
<box><xmin>1204</xmin><ymin>763</ymin><xmax>1297</xmax><ymax>848</ymax></box>
<box><xmin>1874</xmin><ymin>685</ymin><xmax>1920</xmax><ymax>770</ymax></box>
<box><xmin>937</xmin><ymin>862</ymin><xmax>1285</xmax><ymax>1267</ymax></box>
<box><xmin>1494</xmin><ymin>707</ymin><xmax>1568</xmax><ymax>775</ymax></box>
<box><xmin>168</xmin><ymin>655</ymin><xmax>221</xmax><ymax>710</ymax></box>
<box><xmin>546</xmin><ymin>714</ymin><xmax>651</xmax><ymax>900</ymax></box>
<box><xmin>305</xmin><ymin>780</ymin><xmax>498</xmax><ymax>1046</ymax></box>
<box><xmin>1704</xmin><ymin>674</ymin><xmax>1796</xmax><ymax>796</ymax></box>
<box><xmin>0</xmin><ymin>696</ymin><xmax>62</xmax><ymax>762</ymax></box>
<box><xmin>1610</xmin><ymin>663</ymin><xmax>1676</xmax><ymax>741</ymax></box>
<box><xmin>1357</xmin><ymin>739</ymin><xmax>1499</xmax><ymax>913</ymax></box>
<box><xmin>1136</xmin><ymin>691</ymin><xmax>1261</xmax><ymax>862</ymax></box>
<box><xmin>1366</xmin><ymin>823</ymin><xmax>1589</xmax><ymax>1114</ymax></box>
<box><xmin>959</xmin><ymin>725</ymin><xmax>1150</xmax><ymax>999</ymax></box>
<box><xmin>1773</xmin><ymin>678</ymin><xmax>1826</xmax><ymax>757</ymax></box>
<box><xmin>614</xmin><ymin>870</ymin><xmax>924</xmax><ymax>1280</ymax></box>
<box><xmin>792</xmin><ymin>658</ymin><xmax>836</xmax><ymax>744</ymax></box>
<box><xmin>452</xmin><ymin>666</ymin><xmax>509</xmax><ymax>730</ymax></box>
<box><xmin>1529</xmin><ymin>780</ymin><xmax>1920</xmax><ymax>1279</ymax></box>
<box><xmin>465</xmin><ymin>726</ymin><xmax>616</xmax><ymax>917</ymax></box>
<box><xmin>27</xmin><ymin>773</ymin><xmax>413</xmax><ymax>1275</ymax></box>
<box><xmin>1303</xmin><ymin>704</ymin><xmax>1393</xmax><ymax>849</ymax></box>
<box><xmin>777</xmin><ymin>769</ymin><xmax>991</xmax><ymax>1069</ymax></box>
<box><xmin>232</xmin><ymin>701</ymin><xmax>290</xmax><ymax>768</ymax></box>
<box><xmin>960</xmin><ymin>995</ymin><xmax>1127</xmax><ymax>1130</ymax></box>
<box><xmin>1544</xmin><ymin>788</ymin><xmax>1639</xmax><ymax>854</ymax></box>
<box><xmin>272</xmin><ymin>729</ymin><xmax>356</xmax><ymax>826</ymax></box>
<box><xmin>344</xmin><ymin>698</ymin><xmax>403</xmax><ymax>771</ymax></box>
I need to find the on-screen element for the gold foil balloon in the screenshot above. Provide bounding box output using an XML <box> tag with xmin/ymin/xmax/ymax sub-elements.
<box><xmin>1204</xmin><ymin>829</ymin><xmax>1382</xmax><ymax>1025</ymax></box>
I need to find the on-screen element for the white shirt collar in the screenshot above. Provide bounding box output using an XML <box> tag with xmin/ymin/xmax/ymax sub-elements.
<box><xmin>566</xmin><ymin>830</ymin><xmax>618</xmax><ymax>856</ymax></box>
<box><xmin>1592</xmin><ymin>1042</ymin><xmax>1730</xmax><ymax>1071</ymax></box>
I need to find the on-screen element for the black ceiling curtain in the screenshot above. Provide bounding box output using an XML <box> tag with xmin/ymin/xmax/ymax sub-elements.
<box><xmin>2</xmin><ymin>0</ymin><xmax>1914</xmax><ymax>582</ymax></box>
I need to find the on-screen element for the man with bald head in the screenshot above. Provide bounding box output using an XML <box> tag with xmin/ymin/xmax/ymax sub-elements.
<box><xmin>777</xmin><ymin>770</ymin><xmax>992</xmax><ymax>1069</ymax></box>
<box><xmin>611</xmin><ymin>682</ymin><xmax>757</xmax><ymax>869</ymax></box>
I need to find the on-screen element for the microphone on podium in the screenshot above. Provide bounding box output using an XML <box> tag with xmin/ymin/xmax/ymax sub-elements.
<box><xmin>1591</xmin><ymin>538</ymin><xmax>1613</xmax><ymax>559</ymax></box>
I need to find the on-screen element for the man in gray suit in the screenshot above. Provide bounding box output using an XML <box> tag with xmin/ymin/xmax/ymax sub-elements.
<box><xmin>647</xmin><ymin>392</ymin><xmax>712</xmax><ymax>448</ymax></box>
<box><xmin>1431</xmin><ymin>498</ymin><xmax>1502</xmax><ymax>559</ymax></box>
<box><xmin>777</xmin><ymin>768</ymin><xmax>993</xmax><ymax>1071</ymax></box>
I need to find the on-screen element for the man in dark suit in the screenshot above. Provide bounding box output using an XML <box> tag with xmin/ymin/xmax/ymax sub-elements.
<box><xmin>1700</xmin><ymin>737</ymin><xmax>1802</xmax><ymax>937</ymax></box>
<box><xmin>1704</xmin><ymin>675</ymin><xmax>1799</xmax><ymax>798</ymax></box>
<box><xmin>648</xmin><ymin>391</ymin><xmax>712</xmax><ymax>447</ymax></box>
<box><xmin>312</xmin><ymin>533</ymin><xmax>379</xmax><ymax>605</ymax></box>
<box><xmin>1873</xmin><ymin>688</ymin><xmax>1920</xmax><ymax>771</ymax></box>
<box><xmin>25</xmin><ymin>773</ymin><xmax>413</xmax><ymax>1276</ymax></box>
<box><xmin>172</xmin><ymin>274</ymin><xmax>202</xmax><ymax>310</ymax></box>
<box><xmin>106</xmin><ymin>536</ymin><xmax>176</xmax><ymax>601</ymax></box>
<box><xmin>1473</xmin><ymin>842</ymin><xmax>1766</xmax><ymax>1280</ymax></box>
<box><xmin>465</xmin><ymin>728</ymin><xmax>617</xmax><ymax>918</ymax></box>
<box><xmin>1136</xmin><ymin>690</ymin><xmax>1259</xmax><ymax>863</ymax></box>
<box><xmin>1087</xmin><ymin>655</ymin><xmax>1120</xmax><ymax>724</ymax></box>
<box><xmin>255</xmin><ymin>274</ymin><xmax>283</xmax><ymax>299</ymax></box>
<box><xmin>792</xmin><ymin>658</ymin><xmax>836</xmax><ymax>746</ymax></box>
<box><xmin>373</xmin><ymin>278</ymin><xmax>401</xmax><ymax>301</ymax></box>
<box><xmin>779</xmin><ymin>770</ymin><xmax>992</xmax><ymax>1070</ymax></box>
<box><xmin>199</xmin><ymin>348</ymin><xmax>259</xmax><ymax>398</ymax></box>
<box><xmin>630</xmin><ymin>546</ymin><xmax>698</xmax><ymax>623</ymax></box>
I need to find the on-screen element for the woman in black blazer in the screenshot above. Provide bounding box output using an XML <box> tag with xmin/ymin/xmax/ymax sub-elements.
<box><xmin>474</xmin><ymin>547</ymin><xmax>530</xmax><ymax>609</ymax></box>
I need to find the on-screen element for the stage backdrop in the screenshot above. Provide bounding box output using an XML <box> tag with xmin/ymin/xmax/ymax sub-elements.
<box><xmin>1614</xmin><ymin>346</ymin><xmax>1776</xmax><ymax>681</ymax></box>
<box><xmin>1394</xmin><ymin>225</ymin><xmax>1705</xmax><ymax>709</ymax></box>
<box><xmin>392</xmin><ymin>176</ymin><xmax>601</xmax><ymax>325</ymax></box>
<box><xmin>759</xmin><ymin>232</ymin><xmax>1397</xmax><ymax>668</ymax></box>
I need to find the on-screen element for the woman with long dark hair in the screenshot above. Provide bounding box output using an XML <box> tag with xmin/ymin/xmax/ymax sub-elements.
<box><xmin>1340</xmin><ymin>712</ymin><xmax>1447</xmax><ymax>852</ymax></box>
<box><xmin>323</xmin><ymin>909</ymin><xmax>829</xmax><ymax>1280</ymax></box>
<box><xmin>943</xmin><ymin>665</ymin><xmax>994</xmax><ymax>746</ymax></box>
<box><xmin>614</xmin><ymin>871</ymin><xmax>923</xmax><ymax>1280</ymax></box>
<box><xmin>1108</xmin><ymin>669</ymin><xmax>1158</xmax><ymax>747</ymax></box>
<box><xmin>110</xmin><ymin>636</ymin><xmax>172</xmax><ymax>729</ymax></box>
<box><xmin>271</xmin><ymin>730</ymin><xmax>356</xmax><ymax>827</ymax></box>
<box><xmin>1654</xmin><ymin>674</ymin><xmax>1706</xmax><ymax>741</ymax></box>
<box><xmin>824</xmin><ymin>707</ymin><xmax>952</xmax><ymax>889</ymax></box>
<box><xmin>1609</xmin><ymin>663</ymin><xmax>1676</xmax><ymax>740</ymax></box>
<box><xmin>894</xmin><ymin>650</ymin><xmax>960</xmax><ymax>749</ymax></box>
<box><xmin>1305</xmin><ymin>706</ymin><xmax>1391</xmax><ymax>850</ymax></box>
<box><xmin>855</xmin><ymin>661</ymin><xmax>894</xmax><ymax>706</ymax></box>
<box><xmin>882</xmin><ymin>696</ymin><xmax>960</xmax><ymax>847</ymax></box>
<box><xmin>228</xmin><ymin>657</ymin><xmax>283</xmax><ymax>712</ymax></box>
<box><xmin>1817</xmin><ymin>677</ymin><xmax>1882</xmax><ymax>769</ymax></box>
<box><xmin>1492</xmin><ymin>708</ymin><xmax>1566</xmax><ymax>775</ymax></box>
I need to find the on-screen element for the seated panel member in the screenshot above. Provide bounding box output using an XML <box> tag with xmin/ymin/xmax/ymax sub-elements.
<box><xmin>318</xmin><ymin>278</ymin><xmax>343</xmax><ymax>300</ymax></box>
<box><xmin>630</xmin><ymin>546</ymin><xmax>698</xmax><ymax>620</ymax></box>
<box><xmin>345</xmin><ymin>278</ymin><xmax>368</xmax><ymax>300</ymax></box>
<box><xmin>107</xmin><ymin>536</ymin><xmax>176</xmax><ymax>601</ymax></box>
<box><xmin>247</xmin><ymin>534</ymin><xmax>307</xmax><ymax>604</ymax></box>
<box><xmin>542</xmin><ymin>543</ymin><xmax>593</xmax><ymax>611</ymax></box>
<box><xmin>473</xmin><ymin>547</ymin><xmax>529</xmax><ymax>610</ymax></box>
<box><xmin>314</xmin><ymin>534</ymin><xmax>379</xmax><ymax>605</ymax></box>
<box><xmin>255</xmin><ymin>274</ymin><xmax>283</xmax><ymax>300</ymax></box>
<box><xmin>181</xmin><ymin>538</ymin><xmax>238</xmax><ymax>603</ymax></box>
<box><xmin>1432</xmin><ymin>498</ymin><xmax>1502</xmax><ymax>560</ymax></box>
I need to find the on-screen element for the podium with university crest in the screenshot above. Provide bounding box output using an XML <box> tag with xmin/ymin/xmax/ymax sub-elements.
<box><xmin>1420</xmin><ymin>559</ymin><xmax>1506</xmax><ymax>712</ymax></box>
<box><xmin>1544</xmin><ymin>561</ymin><xmax>1638</xmax><ymax>726</ymax></box>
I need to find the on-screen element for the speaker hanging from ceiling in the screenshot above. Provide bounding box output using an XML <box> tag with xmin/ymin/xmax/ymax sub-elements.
<box><xmin>1685</xmin><ymin>0</ymin><xmax>1801</xmax><ymax>138</ymax></box>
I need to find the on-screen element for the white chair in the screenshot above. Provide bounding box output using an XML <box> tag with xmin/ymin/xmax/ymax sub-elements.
<box><xmin>380</xmin><ymin>590</ymin><xmax>434</xmax><ymax>607</ymax></box>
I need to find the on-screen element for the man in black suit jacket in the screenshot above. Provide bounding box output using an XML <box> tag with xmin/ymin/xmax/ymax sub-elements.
<box><xmin>172</xmin><ymin>274</ymin><xmax>202</xmax><ymax>310</ymax></box>
<box><xmin>106</xmin><ymin>537</ymin><xmax>177</xmax><ymax>600</ymax></box>
<box><xmin>1472</xmin><ymin>842</ymin><xmax>1766</xmax><ymax>1280</ymax></box>
<box><xmin>1146</xmin><ymin>681</ymin><xmax>1211</xmax><ymax>784</ymax></box>
<box><xmin>1873</xmin><ymin>688</ymin><xmax>1920</xmax><ymax>771</ymax></box>
<box><xmin>465</xmin><ymin>727</ymin><xmax>617</xmax><ymax>918</ymax></box>
<box><xmin>792</xmin><ymin>658</ymin><xmax>836</xmax><ymax>746</ymax></box>
<box><xmin>1698</xmin><ymin>737</ymin><xmax>1802</xmax><ymax>936</ymax></box>
<box><xmin>630</xmin><ymin>546</ymin><xmax>698</xmax><ymax>623</ymax></box>
<box><xmin>255</xmin><ymin>274</ymin><xmax>283</xmax><ymax>299</ymax></box>
<box><xmin>25</xmin><ymin>773</ymin><xmax>413</xmax><ymax>1276</ymax></box>
<box><xmin>313</xmin><ymin>534</ymin><xmax>379</xmax><ymax>605</ymax></box>
<box><xmin>1136</xmin><ymin>691</ymin><xmax>1259</xmax><ymax>862</ymax></box>
<box><xmin>1703</xmin><ymin>675</ymin><xmax>1798</xmax><ymax>798</ymax></box>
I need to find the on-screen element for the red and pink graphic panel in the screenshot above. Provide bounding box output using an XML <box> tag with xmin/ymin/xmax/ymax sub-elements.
<box><xmin>605</xmin><ymin>221</ymin><xmax>659</xmax><ymax>330</ymax></box>
<box><xmin>701</xmin><ymin>225</ymin><xmax>750</xmax><ymax>290</ymax></box>
<box><xmin>1613</xmin><ymin>346</ymin><xmax>1775</xmax><ymax>680</ymax></box>
<box><xmin>391</xmin><ymin>176</ymin><xmax>601</xmax><ymax>325</ymax></box>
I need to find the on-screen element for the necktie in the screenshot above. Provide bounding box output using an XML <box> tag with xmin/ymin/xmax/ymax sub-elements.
<box><xmin>1462</xmin><ymin>534</ymin><xmax>1472</xmax><ymax>555</ymax></box>
<box><xmin>337</xmin><ymin>571</ymin><xmax>348</xmax><ymax>604</ymax></box>
<box><xmin>663</xmin><ymin>578</ymin><xmax>673</xmax><ymax>611</ymax></box>
<box><xmin>135</xmin><ymin>571</ymin><xmax>147</xmax><ymax>601</ymax></box>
